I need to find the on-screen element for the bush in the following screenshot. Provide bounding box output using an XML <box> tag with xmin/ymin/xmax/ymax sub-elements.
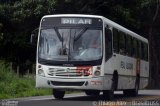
<box><xmin>0</xmin><ymin>61</ymin><xmax>51</xmax><ymax>99</ymax></box>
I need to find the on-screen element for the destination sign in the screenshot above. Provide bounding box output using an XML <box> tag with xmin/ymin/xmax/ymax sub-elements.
<box><xmin>41</xmin><ymin>17</ymin><xmax>102</xmax><ymax>28</ymax></box>
<box><xmin>61</xmin><ymin>18</ymin><xmax>92</xmax><ymax>25</ymax></box>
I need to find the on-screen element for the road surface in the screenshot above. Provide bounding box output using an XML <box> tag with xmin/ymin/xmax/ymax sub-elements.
<box><xmin>1</xmin><ymin>90</ymin><xmax>160</xmax><ymax>106</ymax></box>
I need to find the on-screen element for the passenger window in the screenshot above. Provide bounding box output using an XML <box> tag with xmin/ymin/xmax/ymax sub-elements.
<box><xmin>119</xmin><ymin>32</ymin><xmax>125</xmax><ymax>55</ymax></box>
<box><xmin>133</xmin><ymin>39</ymin><xmax>137</xmax><ymax>57</ymax></box>
<box><xmin>113</xmin><ymin>29</ymin><xmax>119</xmax><ymax>53</ymax></box>
<box><xmin>126</xmin><ymin>35</ymin><xmax>131</xmax><ymax>56</ymax></box>
<box><xmin>137</xmin><ymin>41</ymin><xmax>141</xmax><ymax>59</ymax></box>
<box><xmin>130</xmin><ymin>37</ymin><xmax>133</xmax><ymax>56</ymax></box>
<box><xmin>144</xmin><ymin>43</ymin><xmax>148</xmax><ymax>61</ymax></box>
<box><xmin>105</xmin><ymin>27</ymin><xmax>112</xmax><ymax>61</ymax></box>
<box><xmin>141</xmin><ymin>42</ymin><xmax>145</xmax><ymax>60</ymax></box>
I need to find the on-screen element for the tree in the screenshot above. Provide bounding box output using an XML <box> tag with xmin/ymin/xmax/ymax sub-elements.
<box><xmin>71</xmin><ymin>0</ymin><xmax>160</xmax><ymax>88</ymax></box>
<box><xmin>0</xmin><ymin>0</ymin><xmax>160</xmax><ymax>88</ymax></box>
<box><xmin>148</xmin><ymin>0</ymin><xmax>160</xmax><ymax>88</ymax></box>
<box><xmin>0</xmin><ymin>0</ymin><xmax>56</xmax><ymax>74</ymax></box>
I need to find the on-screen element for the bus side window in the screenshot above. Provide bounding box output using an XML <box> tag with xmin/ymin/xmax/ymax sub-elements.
<box><xmin>119</xmin><ymin>31</ymin><xmax>126</xmax><ymax>55</ymax></box>
<box><xmin>146</xmin><ymin>44</ymin><xmax>149</xmax><ymax>61</ymax></box>
<box><xmin>139</xmin><ymin>41</ymin><xmax>142</xmax><ymax>59</ymax></box>
<box><xmin>131</xmin><ymin>37</ymin><xmax>134</xmax><ymax>57</ymax></box>
<box><xmin>137</xmin><ymin>40</ymin><xmax>141</xmax><ymax>59</ymax></box>
<box><xmin>144</xmin><ymin>43</ymin><xmax>148</xmax><ymax>61</ymax></box>
<box><xmin>130</xmin><ymin>36</ymin><xmax>133</xmax><ymax>56</ymax></box>
<box><xmin>141</xmin><ymin>42</ymin><xmax>145</xmax><ymax>60</ymax></box>
<box><xmin>105</xmin><ymin>27</ymin><xmax>112</xmax><ymax>61</ymax></box>
<box><xmin>113</xmin><ymin>28</ymin><xmax>119</xmax><ymax>53</ymax></box>
<box><xmin>133</xmin><ymin>38</ymin><xmax>137</xmax><ymax>58</ymax></box>
<box><xmin>126</xmin><ymin>35</ymin><xmax>131</xmax><ymax>56</ymax></box>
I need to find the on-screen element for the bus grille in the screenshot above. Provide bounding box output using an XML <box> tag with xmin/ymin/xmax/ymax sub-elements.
<box><xmin>47</xmin><ymin>68</ymin><xmax>90</xmax><ymax>77</ymax></box>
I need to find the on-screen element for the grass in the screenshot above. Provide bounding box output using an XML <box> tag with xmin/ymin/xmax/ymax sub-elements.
<box><xmin>0</xmin><ymin>61</ymin><xmax>52</xmax><ymax>99</ymax></box>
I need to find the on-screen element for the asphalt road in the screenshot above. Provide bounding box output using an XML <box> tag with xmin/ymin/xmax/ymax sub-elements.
<box><xmin>1</xmin><ymin>90</ymin><xmax>160</xmax><ymax>106</ymax></box>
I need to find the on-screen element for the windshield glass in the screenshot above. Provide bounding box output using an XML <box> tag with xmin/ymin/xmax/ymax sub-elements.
<box><xmin>38</xmin><ymin>28</ymin><xmax>102</xmax><ymax>61</ymax></box>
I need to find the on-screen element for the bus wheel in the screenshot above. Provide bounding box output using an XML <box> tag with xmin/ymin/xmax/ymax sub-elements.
<box><xmin>133</xmin><ymin>75</ymin><xmax>140</xmax><ymax>96</ymax></box>
<box><xmin>103</xmin><ymin>90</ymin><xmax>114</xmax><ymax>100</ymax></box>
<box><xmin>53</xmin><ymin>89</ymin><xmax>65</xmax><ymax>99</ymax></box>
<box><xmin>85</xmin><ymin>90</ymin><xmax>100</xmax><ymax>96</ymax></box>
<box><xmin>103</xmin><ymin>79</ymin><xmax>115</xmax><ymax>100</ymax></box>
<box><xmin>123</xmin><ymin>76</ymin><xmax>139</xmax><ymax>97</ymax></box>
<box><xmin>103</xmin><ymin>72</ymin><xmax>118</xmax><ymax>100</ymax></box>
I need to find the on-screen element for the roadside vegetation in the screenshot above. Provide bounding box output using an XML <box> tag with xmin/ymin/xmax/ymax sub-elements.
<box><xmin>0</xmin><ymin>61</ymin><xmax>52</xmax><ymax>99</ymax></box>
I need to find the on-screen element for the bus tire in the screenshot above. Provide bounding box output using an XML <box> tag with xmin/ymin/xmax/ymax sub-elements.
<box><xmin>123</xmin><ymin>75</ymin><xmax>139</xmax><ymax>96</ymax></box>
<box><xmin>113</xmin><ymin>71</ymin><xmax>118</xmax><ymax>90</ymax></box>
<box><xmin>133</xmin><ymin>75</ymin><xmax>140</xmax><ymax>96</ymax></box>
<box><xmin>53</xmin><ymin>89</ymin><xmax>65</xmax><ymax>99</ymax></box>
<box><xmin>103</xmin><ymin>90</ymin><xmax>114</xmax><ymax>100</ymax></box>
<box><xmin>85</xmin><ymin>90</ymin><xmax>100</xmax><ymax>96</ymax></box>
<box><xmin>103</xmin><ymin>72</ymin><xmax>118</xmax><ymax>100</ymax></box>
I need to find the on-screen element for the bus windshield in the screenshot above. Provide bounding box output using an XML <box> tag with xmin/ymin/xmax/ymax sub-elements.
<box><xmin>38</xmin><ymin>27</ymin><xmax>102</xmax><ymax>61</ymax></box>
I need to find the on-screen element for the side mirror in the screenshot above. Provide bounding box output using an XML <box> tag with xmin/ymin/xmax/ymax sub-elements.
<box><xmin>30</xmin><ymin>33</ymin><xmax>35</xmax><ymax>44</ymax></box>
<box><xmin>30</xmin><ymin>28</ymin><xmax>39</xmax><ymax>45</ymax></box>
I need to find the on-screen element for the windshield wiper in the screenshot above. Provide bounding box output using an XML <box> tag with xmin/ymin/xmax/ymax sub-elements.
<box><xmin>74</xmin><ymin>27</ymin><xmax>88</xmax><ymax>41</ymax></box>
<box><xmin>68</xmin><ymin>29</ymin><xmax>72</xmax><ymax>61</ymax></box>
<box><xmin>54</xmin><ymin>27</ymin><xmax>63</xmax><ymax>41</ymax></box>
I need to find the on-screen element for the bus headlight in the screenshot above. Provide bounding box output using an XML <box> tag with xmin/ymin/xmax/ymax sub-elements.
<box><xmin>93</xmin><ymin>66</ymin><xmax>101</xmax><ymax>76</ymax></box>
<box><xmin>94</xmin><ymin>70</ymin><xmax>101</xmax><ymax>76</ymax></box>
<box><xmin>38</xmin><ymin>69</ymin><xmax>45</xmax><ymax>76</ymax></box>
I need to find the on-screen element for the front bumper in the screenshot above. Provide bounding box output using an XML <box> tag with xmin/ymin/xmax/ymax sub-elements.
<box><xmin>36</xmin><ymin>75</ymin><xmax>104</xmax><ymax>90</ymax></box>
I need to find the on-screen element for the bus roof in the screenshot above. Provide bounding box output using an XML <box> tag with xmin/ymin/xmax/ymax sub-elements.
<box><xmin>42</xmin><ymin>14</ymin><xmax>148</xmax><ymax>43</ymax></box>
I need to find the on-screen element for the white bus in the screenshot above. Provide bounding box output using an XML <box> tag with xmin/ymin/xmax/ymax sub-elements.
<box><xmin>32</xmin><ymin>14</ymin><xmax>149</xmax><ymax>99</ymax></box>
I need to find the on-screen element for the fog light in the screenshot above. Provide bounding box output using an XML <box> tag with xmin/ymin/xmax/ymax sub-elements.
<box><xmin>94</xmin><ymin>71</ymin><xmax>100</xmax><ymax>76</ymax></box>
<box><xmin>38</xmin><ymin>69</ymin><xmax>45</xmax><ymax>76</ymax></box>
